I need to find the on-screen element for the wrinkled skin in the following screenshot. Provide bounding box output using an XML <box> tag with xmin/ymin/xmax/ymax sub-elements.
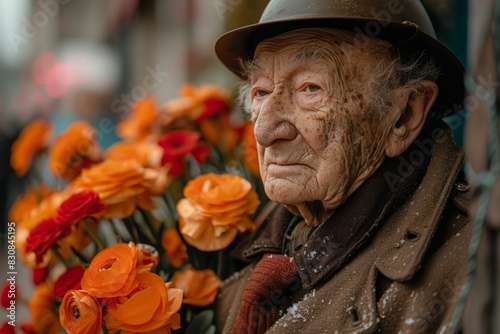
<box><xmin>250</xmin><ymin>29</ymin><xmax>412</xmax><ymax>226</ymax></box>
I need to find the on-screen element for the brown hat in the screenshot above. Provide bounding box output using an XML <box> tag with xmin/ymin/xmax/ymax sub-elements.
<box><xmin>215</xmin><ymin>0</ymin><xmax>465</xmax><ymax>114</ymax></box>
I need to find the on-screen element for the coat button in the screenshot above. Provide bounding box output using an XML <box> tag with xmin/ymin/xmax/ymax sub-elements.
<box><xmin>454</xmin><ymin>180</ymin><xmax>471</xmax><ymax>192</ymax></box>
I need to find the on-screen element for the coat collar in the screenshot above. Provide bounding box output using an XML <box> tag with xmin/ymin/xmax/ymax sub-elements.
<box><xmin>290</xmin><ymin>153</ymin><xmax>418</xmax><ymax>289</ymax></box>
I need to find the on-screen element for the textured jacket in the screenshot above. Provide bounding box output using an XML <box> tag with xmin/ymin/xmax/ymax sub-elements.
<box><xmin>215</xmin><ymin>123</ymin><xmax>473</xmax><ymax>334</ymax></box>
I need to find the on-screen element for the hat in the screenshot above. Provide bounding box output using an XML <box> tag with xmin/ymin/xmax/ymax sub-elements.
<box><xmin>215</xmin><ymin>0</ymin><xmax>465</xmax><ymax>114</ymax></box>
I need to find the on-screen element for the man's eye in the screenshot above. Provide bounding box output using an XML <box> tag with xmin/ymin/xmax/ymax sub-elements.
<box><xmin>305</xmin><ymin>84</ymin><xmax>321</xmax><ymax>93</ymax></box>
<box><xmin>256</xmin><ymin>89</ymin><xmax>269</xmax><ymax>97</ymax></box>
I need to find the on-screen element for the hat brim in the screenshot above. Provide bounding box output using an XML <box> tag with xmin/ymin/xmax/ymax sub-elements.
<box><xmin>215</xmin><ymin>17</ymin><xmax>465</xmax><ymax>114</ymax></box>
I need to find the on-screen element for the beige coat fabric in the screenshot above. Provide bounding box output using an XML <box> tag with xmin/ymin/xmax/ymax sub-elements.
<box><xmin>216</xmin><ymin>124</ymin><xmax>473</xmax><ymax>333</ymax></box>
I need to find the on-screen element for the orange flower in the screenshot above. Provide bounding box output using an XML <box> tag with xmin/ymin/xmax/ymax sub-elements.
<box><xmin>242</xmin><ymin>122</ymin><xmax>260</xmax><ymax>177</ymax></box>
<box><xmin>73</xmin><ymin>159</ymin><xmax>167</xmax><ymax>218</ymax></box>
<box><xmin>18</xmin><ymin>190</ymin><xmax>70</xmax><ymax>230</ymax></box>
<box><xmin>160</xmin><ymin>84</ymin><xmax>230</xmax><ymax>128</ymax></box>
<box><xmin>117</xmin><ymin>97</ymin><xmax>158</xmax><ymax>140</ymax></box>
<box><xmin>59</xmin><ymin>290</ymin><xmax>102</xmax><ymax>334</ymax></box>
<box><xmin>161</xmin><ymin>228</ymin><xmax>188</xmax><ymax>268</ymax></box>
<box><xmin>177</xmin><ymin>174</ymin><xmax>259</xmax><ymax>251</ymax></box>
<box><xmin>172</xmin><ymin>268</ymin><xmax>221</xmax><ymax>306</ymax></box>
<box><xmin>104</xmin><ymin>272</ymin><xmax>183</xmax><ymax>334</ymax></box>
<box><xmin>48</xmin><ymin>121</ymin><xmax>102</xmax><ymax>182</ymax></box>
<box><xmin>10</xmin><ymin>118</ymin><xmax>52</xmax><ymax>177</ymax></box>
<box><xmin>81</xmin><ymin>242</ymin><xmax>139</xmax><ymax>298</ymax></box>
<box><xmin>8</xmin><ymin>184</ymin><xmax>57</xmax><ymax>223</ymax></box>
<box><xmin>105</xmin><ymin>140</ymin><xmax>163</xmax><ymax>168</ymax></box>
<box><xmin>28</xmin><ymin>283</ymin><xmax>62</xmax><ymax>334</ymax></box>
<box><xmin>198</xmin><ymin>112</ymin><xmax>244</xmax><ymax>157</ymax></box>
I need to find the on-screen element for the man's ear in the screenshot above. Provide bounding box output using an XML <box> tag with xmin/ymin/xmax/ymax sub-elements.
<box><xmin>385</xmin><ymin>81</ymin><xmax>438</xmax><ymax>158</ymax></box>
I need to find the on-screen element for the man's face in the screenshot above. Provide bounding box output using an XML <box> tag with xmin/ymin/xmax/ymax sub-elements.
<box><xmin>249</xmin><ymin>29</ymin><xmax>398</xmax><ymax>218</ymax></box>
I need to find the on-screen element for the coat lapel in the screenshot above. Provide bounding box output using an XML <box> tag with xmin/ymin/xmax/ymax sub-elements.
<box><xmin>375</xmin><ymin>125</ymin><xmax>465</xmax><ymax>282</ymax></box>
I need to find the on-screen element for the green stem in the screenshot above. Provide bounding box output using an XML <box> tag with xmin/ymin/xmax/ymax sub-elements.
<box><xmin>51</xmin><ymin>245</ymin><xmax>70</xmax><ymax>269</ymax></box>
<box><xmin>186</xmin><ymin>309</ymin><xmax>193</xmax><ymax>323</ymax></box>
<box><xmin>70</xmin><ymin>246</ymin><xmax>89</xmax><ymax>266</ymax></box>
<box><xmin>217</xmin><ymin>249</ymin><xmax>224</xmax><ymax>279</ymax></box>
<box><xmin>165</xmin><ymin>191</ymin><xmax>177</xmax><ymax>227</ymax></box>
<box><xmin>83</xmin><ymin>218</ymin><xmax>105</xmax><ymax>252</ymax></box>
<box><xmin>137</xmin><ymin>207</ymin><xmax>159</xmax><ymax>245</ymax></box>
<box><xmin>123</xmin><ymin>216</ymin><xmax>140</xmax><ymax>241</ymax></box>
<box><xmin>107</xmin><ymin>219</ymin><xmax>123</xmax><ymax>243</ymax></box>
<box><xmin>162</xmin><ymin>190</ymin><xmax>178</xmax><ymax>227</ymax></box>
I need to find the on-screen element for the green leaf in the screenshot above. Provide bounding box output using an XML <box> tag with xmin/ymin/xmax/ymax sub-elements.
<box><xmin>205</xmin><ymin>325</ymin><xmax>216</xmax><ymax>334</ymax></box>
<box><xmin>184</xmin><ymin>310</ymin><xmax>215</xmax><ymax>334</ymax></box>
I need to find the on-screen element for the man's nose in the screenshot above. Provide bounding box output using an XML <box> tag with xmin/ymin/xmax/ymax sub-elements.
<box><xmin>254</xmin><ymin>90</ymin><xmax>297</xmax><ymax>147</ymax></box>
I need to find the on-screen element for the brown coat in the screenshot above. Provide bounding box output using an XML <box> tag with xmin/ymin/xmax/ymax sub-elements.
<box><xmin>215</xmin><ymin>124</ymin><xmax>473</xmax><ymax>334</ymax></box>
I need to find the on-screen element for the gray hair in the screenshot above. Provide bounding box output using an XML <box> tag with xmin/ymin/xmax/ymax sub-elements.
<box><xmin>370</xmin><ymin>47</ymin><xmax>440</xmax><ymax>118</ymax></box>
<box><xmin>237</xmin><ymin>28</ymin><xmax>440</xmax><ymax>119</ymax></box>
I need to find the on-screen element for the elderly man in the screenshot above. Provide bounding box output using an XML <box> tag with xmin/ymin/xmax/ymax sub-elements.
<box><xmin>214</xmin><ymin>0</ymin><xmax>473</xmax><ymax>333</ymax></box>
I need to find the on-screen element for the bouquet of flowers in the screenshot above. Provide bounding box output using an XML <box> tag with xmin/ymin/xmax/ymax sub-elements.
<box><xmin>3</xmin><ymin>83</ymin><xmax>267</xmax><ymax>334</ymax></box>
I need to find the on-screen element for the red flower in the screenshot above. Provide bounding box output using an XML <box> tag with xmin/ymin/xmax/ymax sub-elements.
<box><xmin>0</xmin><ymin>322</ymin><xmax>15</xmax><ymax>334</ymax></box>
<box><xmin>25</xmin><ymin>218</ymin><xmax>69</xmax><ymax>264</ymax></box>
<box><xmin>52</xmin><ymin>266</ymin><xmax>85</xmax><ymax>298</ymax></box>
<box><xmin>20</xmin><ymin>323</ymin><xmax>36</xmax><ymax>334</ymax></box>
<box><xmin>158</xmin><ymin>131</ymin><xmax>210</xmax><ymax>176</ymax></box>
<box><xmin>1</xmin><ymin>283</ymin><xmax>13</xmax><ymax>308</ymax></box>
<box><xmin>56</xmin><ymin>191</ymin><xmax>106</xmax><ymax>227</ymax></box>
<box><xmin>32</xmin><ymin>267</ymin><xmax>48</xmax><ymax>285</ymax></box>
<box><xmin>197</xmin><ymin>97</ymin><xmax>230</xmax><ymax>122</ymax></box>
